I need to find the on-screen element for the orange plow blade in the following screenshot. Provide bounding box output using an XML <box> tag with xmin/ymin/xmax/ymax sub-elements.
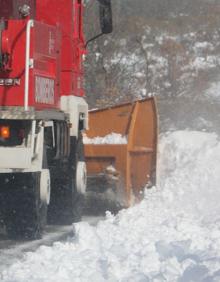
<box><xmin>84</xmin><ymin>97</ymin><xmax>158</xmax><ymax>210</ymax></box>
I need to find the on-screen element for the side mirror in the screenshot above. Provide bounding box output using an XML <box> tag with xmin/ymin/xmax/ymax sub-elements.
<box><xmin>86</xmin><ymin>0</ymin><xmax>113</xmax><ymax>48</ymax></box>
<box><xmin>98</xmin><ymin>0</ymin><xmax>113</xmax><ymax>34</ymax></box>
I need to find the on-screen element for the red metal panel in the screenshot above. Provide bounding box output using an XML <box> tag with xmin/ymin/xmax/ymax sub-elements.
<box><xmin>0</xmin><ymin>20</ymin><xmax>26</xmax><ymax>107</ymax></box>
<box><xmin>0</xmin><ymin>0</ymin><xmax>85</xmax><ymax>110</ymax></box>
<box><xmin>0</xmin><ymin>1</ymin><xmax>13</xmax><ymax>19</ymax></box>
<box><xmin>36</xmin><ymin>0</ymin><xmax>86</xmax><ymax>97</ymax></box>
<box><xmin>0</xmin><ymin>20</ymin><xmax>61</xmax><ymax>109</ymax></box>
<box><xmin>31</xmin><ymin>21</ymin><xmax>61</xmax><ymax>109</ymax></box>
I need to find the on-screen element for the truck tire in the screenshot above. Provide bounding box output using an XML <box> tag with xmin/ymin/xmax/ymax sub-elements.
<box><xmin>48</xmin><ymin>133</ymin><xmax>85</xmax><ymax>225</ymax></box>
<box><xmin>2</xmin><ymin>172</ymin><xmax>47</xmax><ymax>239</ymax></box>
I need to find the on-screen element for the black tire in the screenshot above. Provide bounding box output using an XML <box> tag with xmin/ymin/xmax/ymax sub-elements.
<box><xmin>2</xmin><ymin>172</ymin><xmax>46</xmax><ymax>240</ymax></box>
<box><xmin>48</xmin><ymin>133</ymin><xmax>84</xmax><ymax>225</ymax></box>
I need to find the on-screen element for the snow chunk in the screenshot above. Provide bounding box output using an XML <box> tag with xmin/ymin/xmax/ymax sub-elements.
<box><xmin>83</xmin><ymin>132</ymin><xmax>127</xmax><ymax>144</ymax></box>
<box><xmin>133</xmin><ymin>72</ymin><xmax>145</xmax><ymax>78</ymax></box>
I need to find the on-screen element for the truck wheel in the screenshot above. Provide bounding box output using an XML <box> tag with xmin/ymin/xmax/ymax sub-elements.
<box><xmin>48</xmin><ymin>133</ymin><xmax>85</xmax><ymax>225</ymax></box>
<box><xmin>2</xmin><ymin>172</ymin><xmax>46</xmax><ymax>240</ymax></box>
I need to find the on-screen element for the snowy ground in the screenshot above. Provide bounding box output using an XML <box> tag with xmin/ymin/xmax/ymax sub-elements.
<box><xmin>1</xmin><ymin>130</ymin><xmax>220</xmax><ymax>281</ymax></box>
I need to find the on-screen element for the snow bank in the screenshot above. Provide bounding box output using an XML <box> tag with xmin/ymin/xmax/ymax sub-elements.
<box><xmin>83</xmin><ymin>133</ymin><xmax>127</xmax><ymax>145</ymax></box>
<box><xmin>1</xmin><ymin>130</ymin><xmax>220</xmax><ymax>281</ymax></box>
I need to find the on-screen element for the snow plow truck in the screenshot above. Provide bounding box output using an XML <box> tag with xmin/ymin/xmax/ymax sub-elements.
<box><xmin>0</xmin><ymin>0</ymin><xmax>158</xmax><ymax>239</ymax></box>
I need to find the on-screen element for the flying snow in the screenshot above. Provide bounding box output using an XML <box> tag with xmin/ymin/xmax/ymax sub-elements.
<box><xmin>1</xmin><ymin>130</ymin><xmax>220</xmax><ymax>281</ymax></box>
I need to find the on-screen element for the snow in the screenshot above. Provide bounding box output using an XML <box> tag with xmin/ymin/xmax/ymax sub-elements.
<box><xmin>119</xmin><ymin>39</ymin><xmax>127</xmax><ymax>47</ymax></box>
<box><xmin>133</xmin><ymin>72</ymin><xmax>145</xmax><ymax>78</ymax></box>
<box><xmin>110</xmin><ymin>53</ymin><xmax>140</xmax><ymax>67</ymax></box>
<box><xmin>191</xmin><ymin>57</ymin><xmax>216</xmax><ymax>71</ymax></box>
<box><xmin>83</xmin><ymin>133</ymin><xmax>127</xmax><ymax>145</ymax></box>
<box><xmin>95</xmin><ymin>52</ymin><xmax>102</xmax><ymax>61</ymax></box>
<box><xmin>141</xmin><ymin>89</ymin><xmax>147</xmax><ymax>96</ymax></box>
<box><xmin>206</xmin><ymin>81</ymin><xmax>220</xmax><ymax>101</ymax></box>
<box><xmin>1</xmin><ymin>130</ymin><xmax>220</xmax><ymax>281</ymax></box>
<box><xmin>193</xmin><ymin>42</ymin><xmax>214</xmax><ymax>53</ymax></box>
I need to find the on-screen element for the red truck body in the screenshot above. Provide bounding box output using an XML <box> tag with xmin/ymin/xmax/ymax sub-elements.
<box><xmin>0</xmin><ymin>0</ymin><xmax>114</xmax><ymax>240</ymax></box>
<box><xmin>0</xmin><ymin>0</ymin><xmax>85</xmax><ymax>110</ymax></box>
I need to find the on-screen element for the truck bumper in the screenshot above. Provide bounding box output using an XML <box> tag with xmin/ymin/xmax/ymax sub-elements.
<box><xmin>0</xmin><ymin>148</ymin><xmax>32</xmax><ymax>171</ymax></box>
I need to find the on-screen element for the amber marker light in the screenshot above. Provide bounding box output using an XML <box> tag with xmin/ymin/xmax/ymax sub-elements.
<box><xmin>0</xmin><ymin>126</ymin><xmax>10</xmax><ymax>139</ymax></box>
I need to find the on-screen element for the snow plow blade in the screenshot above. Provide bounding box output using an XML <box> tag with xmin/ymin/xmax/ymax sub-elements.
<box><xmin>84</xmin><ymin>97</ymin><xmax>158</xmax><ymax>212</ymax></box>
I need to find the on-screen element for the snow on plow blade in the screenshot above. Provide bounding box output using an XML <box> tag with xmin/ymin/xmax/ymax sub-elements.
<box><xmin>84</xmin><ymin>97</ymin><xmax>158</xmax><ymax>209</ymax></box>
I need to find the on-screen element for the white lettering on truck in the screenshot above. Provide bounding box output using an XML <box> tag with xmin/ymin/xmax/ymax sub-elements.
<box><xmin>35</xmin><ymin>76</ymin><xmax>55</xmax><ymax>104</ymax></box>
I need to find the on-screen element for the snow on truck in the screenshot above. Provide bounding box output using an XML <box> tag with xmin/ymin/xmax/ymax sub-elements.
<box><xmin>0</xmin><ymin>0</ymin><xmax>157</xmax><ymax>239</ymax></box>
